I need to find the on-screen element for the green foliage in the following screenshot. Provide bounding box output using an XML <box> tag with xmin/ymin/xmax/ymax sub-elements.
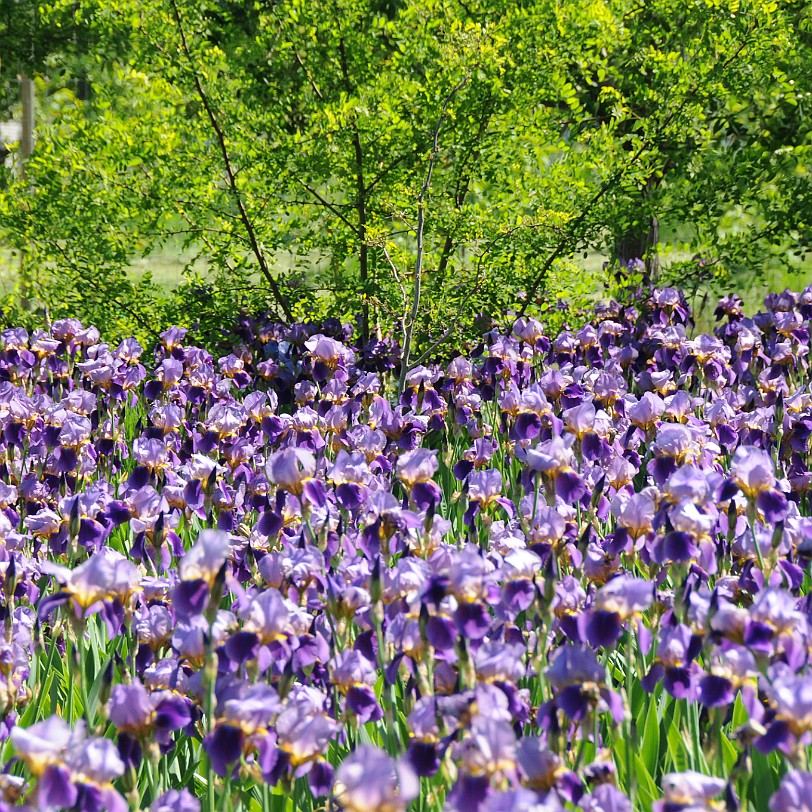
<box><xmin>0</xmin><ymin>0</ymin><xmax>810</xmax><ymax>347</ymax></box>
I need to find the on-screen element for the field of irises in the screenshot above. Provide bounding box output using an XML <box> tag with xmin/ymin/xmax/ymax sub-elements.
<box><xmin>1</xmin><ymin>287</ymin><xmax>812</xmax><ymax>812</ymax></box>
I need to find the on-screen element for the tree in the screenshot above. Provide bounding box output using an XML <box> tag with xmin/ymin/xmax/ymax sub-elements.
<box><xmin>0</xmin><ymin>0</ymin><xmax>807</xmax><ymax>348</ymax></box>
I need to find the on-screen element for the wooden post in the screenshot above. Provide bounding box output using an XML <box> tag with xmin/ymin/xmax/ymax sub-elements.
<box><xmin>19</xmin><ymin>73</ymin><xmax>34</xmax><ymax>308</ymax></box>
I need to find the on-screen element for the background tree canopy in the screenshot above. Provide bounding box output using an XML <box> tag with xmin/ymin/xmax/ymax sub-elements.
<box><xmin>1</xmin><ymin>0</ymin><xmax>811</xmax><ymax>349</ymax></box>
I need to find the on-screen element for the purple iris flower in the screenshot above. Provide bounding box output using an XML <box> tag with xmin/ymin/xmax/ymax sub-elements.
<box><xmin>179</xmin><ymin>529</ymin><xmax>231</xmax><ymax>586</ymax></box>
<box><xmin>546</xmin><ymin>645</ymin><xmax>624</xmax><ymax>724</ymax></box>
<box><xmin>271</xmin><ymin>690</ymin><xmax>338</xmax><ymax>779</ymax></box>
<box><xmin>726</xmin><ymin>445</ymin><xmax>788</xmax><ymax>522</ymax></box>
<box><xmin>151</xmin><ymin>789</ymin><xmax>201</xmax><ymax>812</ymax></box>
<box><xmin>757</xmin><ymin>674</ymin><xmax>812</xmax><ymax>754</ymax></box>
<box><xmin>587</xmin><ymin>576</ymin><xmax>653</xmax><ymax>648</ymax></box>
<box><xmin>653</xmin><ymin>772</ymin><xmax>725</xmax><ymax>812</ymax></box>
<box><xmin>396</xmin><ymin>448</ymin><xmax>439</xmax><ymax>485</ymax></box>
<box><xmin>579</xmin><ymin>784</ymin><xmax>632</xmax><ymax>812</ymax></box>
<box><xmin>11</xmin><ymin>717</ymin><xmax>128</xmax><ymax>812</ymax></box>
<box><xmin>480</xmin><ymin>788</ymin><xmax>565</xmax><ymax>811</ymax></box>
<box><xmin>642</xmin><ymin>624</ymin><xmax>701</xmax><ymax>699</ymax></box>
<box><xmin>39</xmin><ymin>547</ymin><xmax>140</xmax><ymax>621</ymax></box>
<box><xmin>466</xmin><ymin>469</ymin><xmax>515</xmax><ymax>523</ymax></box>
<box><xmin>330</xmin><ymin>650</ymin><xmax>383</xmax><ymax>724</ymax></box>
<box><xmin>475</xmin><ymin>641</ymin><xmax>527</xmax><ymax>684</ymax></box>
<box><xmin>500</xmin><ymin>549</ymin><xmax>542</xmax><ymax>614</ymax></box>
<box><xmin>241</xmin><ymin>586</ymin><xmax>296</xmax><ymax>645</ymax></box>
<box><xmin>10</xmin><ymin>716</ymin><xmax>74</xmax><ymax>773</ymax></box>
<box><xmin>517</xmin><ymin>737</ymin><xmax>578</xmax><ymax>799</ymax></box>
<box><xmin>611</xmin><ymin>491</ymin><xmax>656</xmax><ymax>542</ymax></box>
<box><xmin>456</xmin><ymin>715</ymin><xmax>518</xmax><ymax>781</ymax></box>
<box><xmin>266</xmin><ymin>447</ymin><xmax>317</xmax><ymax>497</ymax></box>
<box><xmin>627</xmin><ymin>392</ymin><xmax>665</xmax><ymax>430</ymax></box>
<box><xmin>769</xmin><ymin>771</ymin><xmax>812</xmax><ymax>812</ymax></box>
<box><xmin>696</xmin><ymin>647</ymin><xmax>756</xmax><ymax>709</ymax></box>
<box><xmin>396</xmin><ymin>448</ymin><xmax>442</xmax><ymax>510</ymax></box>
<box><xmin>333</xmin><ymin>746</ymin><xmax>418</xmax><ymax>812</ymax></box>
<box><xmin>108</xmin><ymin>682</ymin><xmax>191</xmax><ymax>752</ymax></box>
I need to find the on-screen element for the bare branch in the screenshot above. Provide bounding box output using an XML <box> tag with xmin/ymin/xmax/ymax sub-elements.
<box><xmin>381</xmin><ymin>244</ymin><xmax>408</xmax><ymax>305</ymax></box>
<box><xmin>407</xmin><ymin>328</ymin><xmax>454</xmax><ymax>369</ymax></box>
<box><xmin>365</xmin><ymin>152</ymin><xmax>413</xmax><ymax>195</ymax></box>
<box><xmin>294</xmin><ymin>179</ymin><xmax>361</xmax><ymax>236</ymax></box>
<box><xmin>167</xmin><ymin>0</ymin><xmax>293</xmax><ymax>320</ymax></box>
<box><xmin>294</xmin><ymin>49</ymin><xmax>324</xmax><ymax>101</ymax></box>
<box><xmin>398</xmin><ymin>72</ymin><xmax>471</xmax><ymax>394</ymax></box>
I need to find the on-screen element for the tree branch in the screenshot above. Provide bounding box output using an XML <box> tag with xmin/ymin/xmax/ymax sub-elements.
<box><xmin>168</xmin><ymin>0</ymin><xmax>293</xmax><ymax>320</ymax></box>
<box><xmin>338</xmin><ymin>35</ymin><xmax>370</xmax><ymax>343</ymax></box>
<box><xmin>515</xmin><ymin>22</ymin><xmax>759</xmax><ymax>323</ymax></box>
<box><xmin>294</xmin><ymin>179</ymin><xmax>361</xmax><ymax>236</ymax></box>
<box><xmin>398</xmin><ymin>72</ymin><xmax>471</xmax><ymax>393</ymax></box>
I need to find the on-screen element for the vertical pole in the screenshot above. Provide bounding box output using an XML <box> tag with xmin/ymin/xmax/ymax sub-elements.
<box><xmin>19</xmin><ymin>74</ymin><xmax>34</xmax><ymax>169</ymax></box>
<box><xmin>19</xmin><ymin>74</ymin><xmax>35</xmax><ymax>308</ymax></box>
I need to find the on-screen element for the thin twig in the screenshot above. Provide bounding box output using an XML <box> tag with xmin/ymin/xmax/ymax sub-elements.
<box><xmin>398</xmin><ymin>72</ymin><xmax>471</xmax><ymax>394</ymax></box>
<box><xmin>294</xmin><ymin>179</ymin><xmax>361</xmax><ymax>236</ymax></box>
<box><xmin>381</xmin><ymin>244</ymin><xmax>408</xmax><ymax>304</ymax></box>
<box><xmin>407</xmin><ymin>327</ymin><xmax>454</xmax><ymax>369</ymax></box>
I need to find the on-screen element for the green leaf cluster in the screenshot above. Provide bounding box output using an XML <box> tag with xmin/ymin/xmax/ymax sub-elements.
<box><xmin>0</xmin><ymin>0</ymin><xmax>810</xmax><ymax>346</ymax></box>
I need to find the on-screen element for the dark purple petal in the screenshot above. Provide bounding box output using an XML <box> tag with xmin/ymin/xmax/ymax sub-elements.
<box><xmin>37</xmin><ymin>591</ymin><xmax>70</xmax><ymax>620</ymax></box>
<box><xmin>154</xmin><ymin>696</ymin><xmax>192</xmax><ymax>732</ymax></box>
<box><xmin>663</xmin><ymin>531</ymin><xmax>698</xmax><ymax>563</ymax></box>
<box><xmin>224</xmin><ymin>631</ymin><xmax>260</xmax><ymax>667</ymax></box>
<box><xmin>308</xmin><ymin>760</ymin><xmax>334</xmax><ymax>797</ymax></box>
<box><xmin>446</xmin><ymin>774</ymin><xmax>490</xmax><ymax>812</ymax></box>
<box><xmin>408</xmin><ymin>740</ymin><xmax>441</xmax><ymax>777</ymax></box>
<box><xmin>555</xmin><ymin>470</ymin><xmax>587</xmax><ymax>503</ymax></box>
<box><xmin>100</xmin><ymin>599</ymin><xmax>126</xmax><ymax>637</ymax></box>
<box><xmin>697</xmin><ymin>675</ymin><xmax>735</xmax><ymax>708</ymax></box>
<box><xmin>756</xmin><ymin>720</ymin><xmax>792</xmax><ymax>754</ymax></box>
<box><xmin>743</xmin><ymin>621</ymin><xmax>774</xmax><ymax>653</ymax></box>
<box><xmin>411</xmin><ymin>481</ymin><xmax>442</xmax><ymax>511</ymax></box>
<box><xmin>78</xmin><ymin>518</ymin><xmax>107</xmax><ymax>550</ymax></box>
<box><xmin>586</xmin><ymin>611</ymin><xmax>623</xmax><ymax>648</ymax></box>
<box><xmin>346</xmin><ymin>685</ymin><xmax>383</xmax><ymax>724</ymax></box>
<box><xmin>757</xmin><ymin>489</ymin><xmax>788</xmax><ymax>523</ymax></box>
<box><xmin>455</xmin><ymin>602</ymin><xmax>491</xmax><ymax>640</ymax></box>
<box><xmin>648</xmin><ymin>456</ymin><xmax>677</xmax><ymax>487</ymax></box>
<box><xmin>515</xmin><ymin>412</ymin><xmax>542</xmax><ymax>441</ymax></box>
<box><xmin>203</xmin><ymin>724</ymin><xmax>244</xmax><ymax>777</ymax></box>
<box><xmin>502</xmin><ymin>580</ymin><xmax>535</xmax><ymax>614</ymax></box>
<box><xmin>336</xmin><ymin>483</ymin><xmax>364</xmax><ymax>511</ymax></box>
<box><xmin>171</xmin><ymin>579</ymin><xmax>209</xmax><ymax>623</ymax></box>
<box><xmin>720</xmin><ymin>478</ymin><xmax>740</xmax><ymax>501</ymax></box>
<box><xmin>663</xmin><ymin>667</ymin><xmax>692</xmax><ymax>699</ymax></box>
<box><xmin>557</xmin><ymin>685</ymin><xmax>590</xmax><ymax>721</ymax></box>
<box><xmin>117</xmin><ymin>731</ymin><xmax>142</xmax><ymax>771</ymax></box>
<box><xmin>303</xmin><ymin>479</ymin><xmax>326</xmax><ymax>508</ymax></box>
<box><xmin>39</xmin><ymin>764</ymin><xmax>78</xmax><ymax>809</ymax></box>
<box><xmin>640</xmin><ymin>663</ymin><xmax>664</xmax><ymax>693</ymax></box>
<box><xmin>426</xmin><ymin>616</ymin><xmax>457</xmax><ymax>651</ymax></box>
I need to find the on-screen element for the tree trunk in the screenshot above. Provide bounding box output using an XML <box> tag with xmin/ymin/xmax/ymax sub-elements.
<box><xmin>616</xmin><ymin>215</ymin><xmax>659</xmax><ymax>282</ymax></box>
<box><xmin>614</xmin><ymin>179</ymin><xmax>659</xmax><ymax>285</ymax></box>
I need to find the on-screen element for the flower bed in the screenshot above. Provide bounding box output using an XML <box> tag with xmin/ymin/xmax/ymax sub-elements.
<box><xmin>0</xmin><ymin>287</ymin><xmax>811</xmax><ymax>811</ymax></box>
